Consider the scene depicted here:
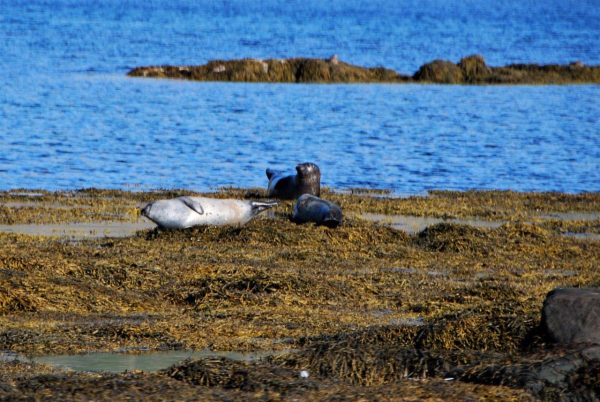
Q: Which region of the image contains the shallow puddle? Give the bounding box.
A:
[389,317,426,327]
[0,351,28,363]
[3,192,45,197]
[6,350,274,373]
[361,212,600,239]
[360,213,503,234]
[334,189,417,199]
[0,221,155,239]
[564,232,600,240]
[538,212,600,221]
[0,201,78,209]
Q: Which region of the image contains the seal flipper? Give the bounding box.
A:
[322,211,343,228]
[180,197,204,216]
[250,200,279,216]
[266,168,278,180]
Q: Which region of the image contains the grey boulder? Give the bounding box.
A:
[541,287,600,345]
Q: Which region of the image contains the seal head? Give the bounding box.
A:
[292,194,342,228]
[266,162,321,200]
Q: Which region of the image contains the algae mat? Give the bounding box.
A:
[0,189,599,400]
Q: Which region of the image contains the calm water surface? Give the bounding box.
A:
[1,0,599,193]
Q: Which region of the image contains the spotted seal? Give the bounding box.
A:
[140,196,278,229]
[292,194,342,228]
[266,162,320,199]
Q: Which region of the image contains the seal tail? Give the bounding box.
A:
[266,168,276,180]
[250,200,279,215]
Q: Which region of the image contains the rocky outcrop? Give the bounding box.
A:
[413,59,464,84]
[127,57,410,83]
[413,55,600,84]
[448,287,600,399]
[457,345,600,401]
[458,55,491,82]
[127,55,600,84]
[541,288,600,346]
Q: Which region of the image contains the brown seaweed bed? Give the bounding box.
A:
[1,188,599,400]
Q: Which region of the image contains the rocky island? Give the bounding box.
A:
[127,55,600,84]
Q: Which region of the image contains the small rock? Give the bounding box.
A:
[299,370,309,378]
[250,58,268,73]
[541,287,600,345]
[328,54,339,65]
[213,65,226,73]
[458,54,491,80]
[413,59,464,83]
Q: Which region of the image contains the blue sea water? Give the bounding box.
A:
[0,0,599,194]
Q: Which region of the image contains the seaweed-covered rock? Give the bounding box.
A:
[161,357,319,393]
[488,63,600,84]
[415,223,489,253]
[413,60,464,83]
[458,54,491,82]
[458,345,600,401]
[128,57,408,83]
[541,288,600,346]
[128,56,600,84]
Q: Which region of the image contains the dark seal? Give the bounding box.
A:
[292,194,342,228]
[266,162,320,200]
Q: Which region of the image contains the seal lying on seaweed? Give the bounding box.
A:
[292,194,342,228]
[266,162,320,199]
[141,196,277,229]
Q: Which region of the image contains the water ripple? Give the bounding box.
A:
[1,1,600,192]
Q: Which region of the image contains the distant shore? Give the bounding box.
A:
[127,54,600,84]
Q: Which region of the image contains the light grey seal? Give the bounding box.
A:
[140,196,278,229]
[292,194,342,228]
[266,162,320,200]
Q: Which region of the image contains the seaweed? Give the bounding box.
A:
[0,189,598,399]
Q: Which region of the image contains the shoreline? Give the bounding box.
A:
[1,188,599,400]
[127,54,600,84]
